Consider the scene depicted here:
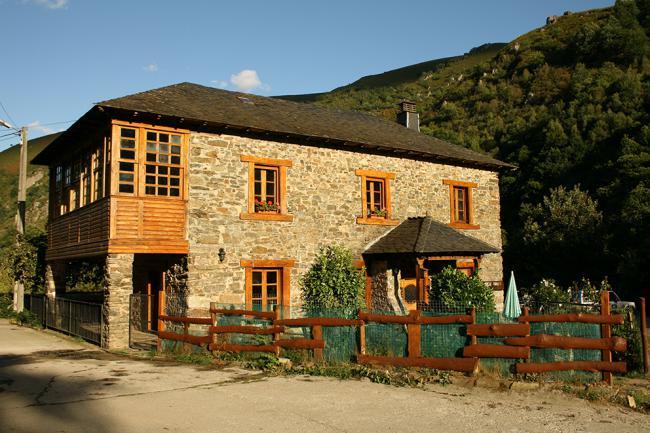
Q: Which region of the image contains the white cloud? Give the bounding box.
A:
[24,0,68,9]
[142,63,158,73]
[210,80,228,89]
[229,69,270,93]
[27,121,55,135]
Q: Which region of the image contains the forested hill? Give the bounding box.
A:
[282,2,650,297]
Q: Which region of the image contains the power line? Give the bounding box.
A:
[0,131,19,139]
[0,100,18,130]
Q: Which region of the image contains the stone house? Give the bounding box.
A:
[32,83,512,349]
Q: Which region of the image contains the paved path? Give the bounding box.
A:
[0,319,648,433]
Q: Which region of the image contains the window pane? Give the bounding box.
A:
[159,154,169,163]
[171,135,181,145]
[252,272,262,285]
[146,142,156,151]
[146,153,156,162]
[119,162,134,172]
[171,156,181,165]
[119,184,134,193]
[145,186,156,195]
[121,128,136,138]
[146,131,156,141]
[146,165,156,173]
[252,286,262,299]
[158,176,168,185]
[158,187,168,195]
[121,150,135,160]
[171,145,181,154]
[254,168,262,181]
[119,173,134,182]
[146,175,156,184]
[170,188,180,197]
[267,285,277,299]
[159,133,169,143]
[170,167,180,176]
[121,139,135,149]
[254,182,261,196]
[158,166,168,175]
[159,143,169,153]
[267,271,277,284]
[170,177,180,186]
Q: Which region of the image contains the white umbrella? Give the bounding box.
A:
[503,271,521,320]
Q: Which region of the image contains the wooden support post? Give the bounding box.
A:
[209,302,218,348]
[183,321,190,352]
[521,307,530,364]
[639,297,649,374]
[358,311,366,356]
[600,290,613,385]
[407,310,421,358]
[469,306,479,375]
[312,325,323,362]
[272,307,281,344]
[157,289,166,334]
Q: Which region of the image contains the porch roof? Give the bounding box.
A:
[364,216,500,256]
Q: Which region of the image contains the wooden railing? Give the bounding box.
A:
[158,293,631,384]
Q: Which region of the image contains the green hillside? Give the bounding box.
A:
[0,133,59,246]
[280,2,650,297]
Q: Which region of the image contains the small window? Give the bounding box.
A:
[240,155,293,221]
[250,269,280,309]
[242,259,294,310]
[355,169,398,225]
[143,130,183,197]
[118,127,138,194]
[443,179,479,229]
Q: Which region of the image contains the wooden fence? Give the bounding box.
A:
[158,292,632,384]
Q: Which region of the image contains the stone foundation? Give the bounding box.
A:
[44,261,66,298]
[102,253,133,350]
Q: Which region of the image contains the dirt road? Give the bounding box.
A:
[0,319,647,433]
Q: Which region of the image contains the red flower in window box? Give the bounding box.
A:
[368,208,388,218]
[255,199,279,213]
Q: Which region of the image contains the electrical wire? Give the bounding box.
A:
[0,131,19,139]
[0,100,18,130]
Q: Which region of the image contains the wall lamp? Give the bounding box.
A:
[218,248,226,263]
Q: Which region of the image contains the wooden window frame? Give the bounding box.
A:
[240,155,293,222]
[355,169,398,226]
[241,259,295,308]
[443,179,480,230]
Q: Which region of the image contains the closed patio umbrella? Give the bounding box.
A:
[503,271,521,320]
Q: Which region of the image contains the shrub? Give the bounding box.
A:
[521,278,569,306]
[428,266,495,311]
[65,260,104,292]
[300,245,365,311]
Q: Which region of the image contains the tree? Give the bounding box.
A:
[429,266,496,311]
[300,245,365,311]
[521,186,604,286]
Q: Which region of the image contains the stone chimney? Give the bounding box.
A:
[397,100,419,132]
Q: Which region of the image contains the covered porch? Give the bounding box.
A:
[363,216,501,312]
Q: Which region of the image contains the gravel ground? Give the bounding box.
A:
[0,319,648,433]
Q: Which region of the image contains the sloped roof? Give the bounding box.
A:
[364,216,500,255]
[94,82,511,170]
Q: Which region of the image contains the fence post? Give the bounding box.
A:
[600,290,613,385]
[68,299,72,334]
[358,309,366,356]
[521,306,530,364]
[639,297,649,374]
[312,325,324,362]
[407,310,421,358]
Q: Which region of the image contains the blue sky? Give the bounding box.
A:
[0,0,613,149]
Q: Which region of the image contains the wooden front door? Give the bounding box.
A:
[400,278,419,311]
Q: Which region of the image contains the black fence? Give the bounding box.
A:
[25,294,103,345]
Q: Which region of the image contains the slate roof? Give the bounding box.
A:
[92,82,511,170]
[364,216,500,255]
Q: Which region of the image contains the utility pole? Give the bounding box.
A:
[13,126,27,312]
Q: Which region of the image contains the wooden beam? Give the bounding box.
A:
[463,344,530,359]
[274,338,325,349]
[505,335,627,352]
[518,313,624,325]
[467,323,530,337]
[275,317,363,327]
[210,325,285,335]
[515,361,626,374]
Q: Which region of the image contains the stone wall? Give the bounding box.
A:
[186,133,504,310]
[102,253,133,349]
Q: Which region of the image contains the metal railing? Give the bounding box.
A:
[25,294,103,345]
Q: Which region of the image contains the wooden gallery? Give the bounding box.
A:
[32,83,512,349]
